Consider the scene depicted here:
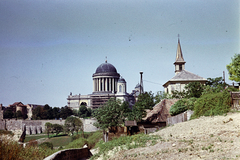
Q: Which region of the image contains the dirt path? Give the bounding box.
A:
[108,112,240,160]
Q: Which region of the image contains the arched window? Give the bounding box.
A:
[119,85,122,92]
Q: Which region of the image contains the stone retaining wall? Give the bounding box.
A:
[0,118,98,135]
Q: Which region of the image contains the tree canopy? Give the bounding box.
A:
[64,116,83,135]
[93,98,122,130]
[227,54,240,82]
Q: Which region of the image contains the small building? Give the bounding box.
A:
[163,38,207,94]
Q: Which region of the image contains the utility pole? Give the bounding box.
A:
[140,72,144,94]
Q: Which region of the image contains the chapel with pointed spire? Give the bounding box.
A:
[163,37,207,94]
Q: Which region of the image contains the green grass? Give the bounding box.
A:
[90,133,161,160]
[45,136,72,147]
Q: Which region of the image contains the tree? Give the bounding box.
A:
[93,98,122,130]
[154,91,172,104]
[172,82,204,99]
[32,106,43,120]
[16,110,23,119]
[78,105,92,118]
[64,116,83,136]
[52,124,63,136]
[3,108,13,119]
[45,122,53,138]
[227,54,240,83]
[52,107,60,119]
[59,106,73,119]
[132,91,155,121]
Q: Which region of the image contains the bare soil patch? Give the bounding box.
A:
[108,112,240,160]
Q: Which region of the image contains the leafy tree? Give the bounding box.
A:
[3,108,13,119]
[52,107,60,119]
[154,91,172,104]
[172,82,204,99]
[131,91,155,121]
[52,124,63,136]
[226,54,240,83]
[126,106,143,121]
[78,105,92,118]
[184,82,204,98]
[59,106,73,119]
[32,106,43,120]
[45,122,53,138]
[64,116,83,135]
[93,98,122,130]
[16,110,23,119]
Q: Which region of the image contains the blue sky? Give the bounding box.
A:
[0,0,239,107]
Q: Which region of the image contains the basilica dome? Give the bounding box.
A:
[95,61,117,74]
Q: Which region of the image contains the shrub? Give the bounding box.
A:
[39,142,53,150]
[170,97,197,116]
[191,90,231,119]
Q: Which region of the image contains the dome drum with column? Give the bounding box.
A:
[92,61,120,93]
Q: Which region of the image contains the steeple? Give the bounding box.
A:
[174,37,186,74]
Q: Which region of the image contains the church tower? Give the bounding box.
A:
[174,38,186,75]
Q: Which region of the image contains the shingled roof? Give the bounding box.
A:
[163,70,207,87]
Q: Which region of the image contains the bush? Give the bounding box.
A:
[191,90,231,119]
[170,97,197,116]
[0,130,14,136]
[39,142,53,150]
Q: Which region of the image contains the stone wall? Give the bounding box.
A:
[166,110,194,126]
[0,118,98,135]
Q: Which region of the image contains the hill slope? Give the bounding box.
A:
[109,112,240,160]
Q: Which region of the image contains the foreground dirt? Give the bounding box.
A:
[108,112,240,160]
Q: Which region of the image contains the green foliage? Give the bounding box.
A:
[39,142,53,150]
[154,91,172,104]
[170,97,197,116]
[65,137,87,149]
[16,110,23,119]
[126,105,143,121]
[135,91,155,110]
[91,133,161,159]
[78,105,92,118]
[86,130,103,149]
[1,138,54,160]
[64,116,83,135]
[172,82,204,99]
[191,90,231,119]
[3,108,14,119]
[93,98,122,130]
[226,54,240,82]
[45,122,53,138]
[52,124,63,136]
[32,105,73,120]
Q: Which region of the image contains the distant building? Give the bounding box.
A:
[163,38,207,94]
[67,60,139,110]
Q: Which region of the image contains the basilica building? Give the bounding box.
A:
[163,38,207,94]
[67,60,139,110]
